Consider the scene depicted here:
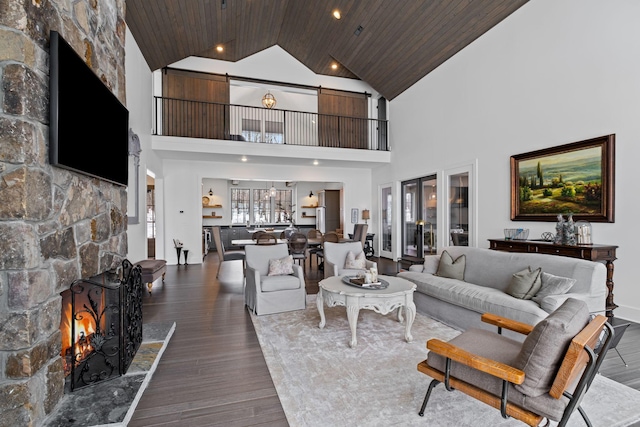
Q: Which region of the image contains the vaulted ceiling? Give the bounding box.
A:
[126,0,528,100]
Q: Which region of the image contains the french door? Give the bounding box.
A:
[401,175,437,259]
[379,184,392,259]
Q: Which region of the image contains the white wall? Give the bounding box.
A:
[125,28,164,262]
[378,0,640,321]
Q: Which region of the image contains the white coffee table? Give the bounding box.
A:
[317,275,417,348]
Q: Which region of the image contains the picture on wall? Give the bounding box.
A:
[510,134,615,222]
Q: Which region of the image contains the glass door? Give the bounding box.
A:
[444,161,475,247]
[379,184,392,258]
[402,174,437,259]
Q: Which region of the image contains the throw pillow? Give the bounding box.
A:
[506,267,542,299]
[422,255,441,274]
[344,251,367,269]
[267,255,294,276]
[514,298,590,397]
[532,272,577,304]
[435,250,466,280]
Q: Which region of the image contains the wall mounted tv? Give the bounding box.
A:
[49,30,129,186]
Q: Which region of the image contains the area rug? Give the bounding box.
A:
[251,295,640,427]
[43,322,176,427]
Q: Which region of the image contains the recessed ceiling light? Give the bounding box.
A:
[241,156,247,162]
[331,63,338,70]
[216,45,224,53]
[332,10,341,20]
[313,160,319,166]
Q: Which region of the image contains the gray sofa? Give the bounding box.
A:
[397,246,606,340]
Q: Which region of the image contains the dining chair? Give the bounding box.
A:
[315,232,340,275]
[287,232,308,274]
[252,230,266,241]
[307,229,323,270]
[256,233,278,245]
[211,226,245,277]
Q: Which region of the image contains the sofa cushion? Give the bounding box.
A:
[514,298,590,397]
[268,255,294,276]
[344,250,366,269]
[422,255,440,274]
[506,267,542,300]
[261,274,301,292]
[436,250,466,280]
[532,272,576,304]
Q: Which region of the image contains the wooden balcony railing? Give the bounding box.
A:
[153,97,389,151]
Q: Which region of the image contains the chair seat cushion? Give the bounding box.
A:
[223,250,245,261]
[261,275,301,292]
[427,328,569,421]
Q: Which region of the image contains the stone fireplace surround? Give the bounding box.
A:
[0,1,128,425]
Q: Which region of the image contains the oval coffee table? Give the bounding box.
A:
[317,275,417,348]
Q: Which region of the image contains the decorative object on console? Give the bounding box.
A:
[510,134,615,222]
[362,209,370,224]
[563,213,576,245]
[576,220,592,244]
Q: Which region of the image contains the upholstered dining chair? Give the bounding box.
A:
[417,298,614,427]
[322,241,377,279]
[211,226,245,278]
[244,243,306,315]
[352,223,368,247]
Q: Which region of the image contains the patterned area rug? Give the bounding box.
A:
[251,295,640,427]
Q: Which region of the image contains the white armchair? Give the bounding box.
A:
[244,243,306,315]
[323,241,377,279]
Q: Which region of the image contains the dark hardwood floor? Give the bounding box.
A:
[129,254,639,426]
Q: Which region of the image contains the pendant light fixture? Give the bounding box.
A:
[262,91,276,109]
[270,182,277,197]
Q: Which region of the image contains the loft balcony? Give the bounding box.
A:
[151,97,391,167]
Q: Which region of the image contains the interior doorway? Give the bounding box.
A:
[146,172,156,259]
[379,184,392,259]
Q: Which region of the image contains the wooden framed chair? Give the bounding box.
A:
[287,232,308,274]
[256,233,277,245]
[417,298,614,427]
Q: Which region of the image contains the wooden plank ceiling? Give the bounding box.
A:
[126,0,528,100]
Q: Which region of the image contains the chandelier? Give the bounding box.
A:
[262,91,276,109]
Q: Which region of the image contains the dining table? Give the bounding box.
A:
[231,238,288,246]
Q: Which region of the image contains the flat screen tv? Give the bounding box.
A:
[49,30,129,186]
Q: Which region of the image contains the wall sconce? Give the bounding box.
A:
[262,91,276,109]
[208,188,213,196]
[309,190,314,198]
[362,209,370,224]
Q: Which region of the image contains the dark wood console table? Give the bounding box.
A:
[488,239,618,318]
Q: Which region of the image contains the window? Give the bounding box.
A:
[232,188,293,224]
[231,188,250,224]
[241,118,284,144]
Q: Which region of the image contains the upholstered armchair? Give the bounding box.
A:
[244,243,306,315]
[323,241,377,279]
[417,298,614,427]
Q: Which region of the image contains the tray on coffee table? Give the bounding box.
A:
[341,276,389,290]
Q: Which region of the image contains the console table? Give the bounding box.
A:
[488,239,618,318]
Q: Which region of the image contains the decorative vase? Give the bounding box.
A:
[554,214,564,244]
[564,214,576,246]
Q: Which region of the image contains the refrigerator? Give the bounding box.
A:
[316,207,326,233]
[316,190,340,233]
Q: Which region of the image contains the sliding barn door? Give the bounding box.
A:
[318,88,367,149]
[162,69,229,139]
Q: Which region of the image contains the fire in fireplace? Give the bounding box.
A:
[60,260,143,391]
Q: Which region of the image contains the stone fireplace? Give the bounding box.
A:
[0,1,128,425]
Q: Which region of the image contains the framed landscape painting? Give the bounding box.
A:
[511,134,615,222]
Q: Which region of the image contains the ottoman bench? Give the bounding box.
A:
[135,259,166,294]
